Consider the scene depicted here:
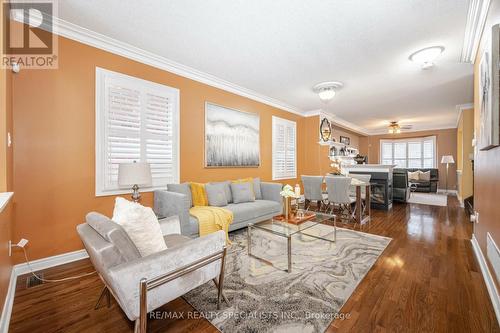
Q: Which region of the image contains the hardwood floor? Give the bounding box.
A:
[9,197,499,332]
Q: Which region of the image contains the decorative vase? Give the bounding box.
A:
[284,197,291,221]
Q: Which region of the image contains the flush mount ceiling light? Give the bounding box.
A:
[409,46,445,69]
[313,81,344,102]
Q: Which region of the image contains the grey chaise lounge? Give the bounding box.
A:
[77,212,227,333]
[154,180,283,238]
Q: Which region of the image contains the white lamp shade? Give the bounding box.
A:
[440,155,455,164]
[118,162,152,186]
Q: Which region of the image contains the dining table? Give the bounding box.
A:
[350,178,371,227]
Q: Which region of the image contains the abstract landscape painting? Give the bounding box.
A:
[205,103,260,167]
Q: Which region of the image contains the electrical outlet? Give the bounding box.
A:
[17,238,28,248]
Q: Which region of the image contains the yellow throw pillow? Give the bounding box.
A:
[190,182,208,206]
[232,178,254,194]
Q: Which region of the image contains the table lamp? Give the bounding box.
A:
[440,155,455,195]
[118,162,152,202]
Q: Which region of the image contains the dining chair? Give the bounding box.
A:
[301,175,326,211]
[325,176,355,220]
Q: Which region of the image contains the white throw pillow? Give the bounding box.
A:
[419,171,431,181]
[112,197,167,257]
[408,171,421,181]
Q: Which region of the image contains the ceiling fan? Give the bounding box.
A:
[388,121,412,134]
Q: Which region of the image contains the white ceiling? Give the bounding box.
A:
[57,0,474,134]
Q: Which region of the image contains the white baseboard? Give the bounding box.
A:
[471,234,500,325]
[437,189,458,196]
[0,268,17,333]
[14,249,88,276]
[0,249,89,333]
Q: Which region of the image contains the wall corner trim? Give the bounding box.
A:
[456,103,474,127]
[0,268,16,333]
[471,234,500,325]
[0,249,89,332]
[0,192,13,213]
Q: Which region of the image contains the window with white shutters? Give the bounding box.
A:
[272,116,296,180]
[379,136,436,168]
[95,68,179,196]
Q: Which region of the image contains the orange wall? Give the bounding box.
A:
[0,3,14,316]
[457,108,474,200]
[360,128,458,190]
[473,1,500,289]
[11,35,305,262]
[302,116,364,176]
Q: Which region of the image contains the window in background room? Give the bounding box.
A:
[272,116,296,180]
[380,136,436,168]
[95,67,180,196]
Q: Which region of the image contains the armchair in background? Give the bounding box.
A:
[393,168,411,202]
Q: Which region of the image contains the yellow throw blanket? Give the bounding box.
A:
[189,206,233,244]
[190,182,208,206]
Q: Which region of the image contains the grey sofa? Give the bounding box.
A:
[154,180,283,238]
[77,213,227,333]
[406,168,439,193]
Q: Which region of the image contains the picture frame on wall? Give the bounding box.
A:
[205,102,260,167]
[340,136,350,145]
[479,24,500,151]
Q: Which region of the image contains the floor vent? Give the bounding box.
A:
[26,274,44,288]
[487,232,500,283]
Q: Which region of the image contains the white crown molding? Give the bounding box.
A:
[307,110,371,135]
[461,0,492,63]
[17,15,305,116]
[456,102,474,127]
[0,249,89,333]
[306,109,460,136]
[329,115,371,136]
[16,14,466,137]
[304,109,322,117]
[367,124,458,136]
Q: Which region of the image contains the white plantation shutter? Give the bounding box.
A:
[272,116,296,180]
[379,136,436,168]
[96,68,179,196]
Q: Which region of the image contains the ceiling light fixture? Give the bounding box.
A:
[409,46,445,69]
[388,121,401,134]
[313,81,344,102]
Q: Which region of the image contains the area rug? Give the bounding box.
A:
[184,225,391,333]
[407,192,448,206]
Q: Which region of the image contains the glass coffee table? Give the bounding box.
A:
[247,211,337,273]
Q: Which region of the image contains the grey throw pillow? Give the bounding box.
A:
[231,182,255,204]
[167,183,192,207]
[206,183,228,207]
[253,178,262,200]
[210,181,233,203]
